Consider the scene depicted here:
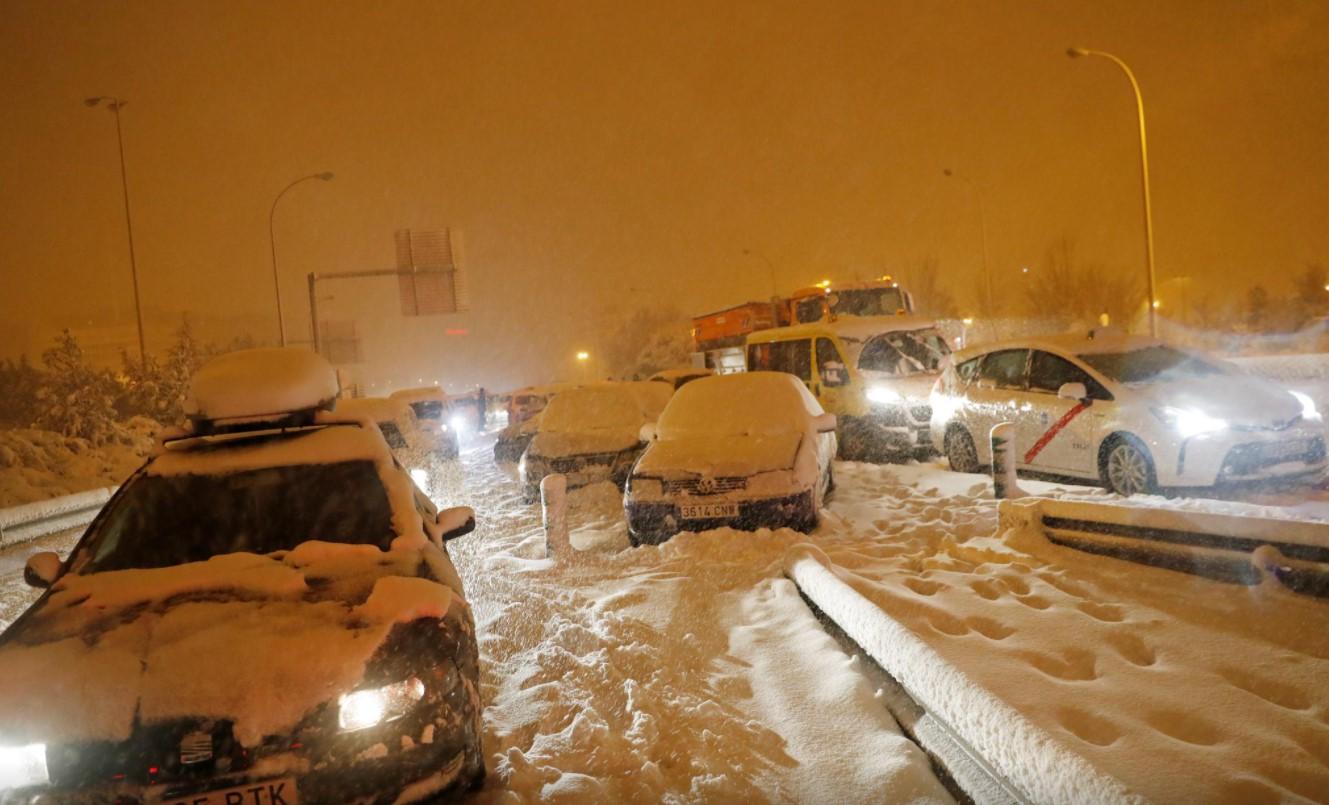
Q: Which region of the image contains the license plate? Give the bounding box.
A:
[161,778,298,805]
[680,502,739,520]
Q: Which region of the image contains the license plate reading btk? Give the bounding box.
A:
[680,502,739,520]
[163,779,297,805]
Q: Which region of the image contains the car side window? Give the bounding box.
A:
[1028,351,1111,399]
[752,339,812,381]
[816,338,849,387]
[956,357,982,385]
[976,349,1029,390]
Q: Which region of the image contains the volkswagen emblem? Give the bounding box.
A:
[695,477,716,495]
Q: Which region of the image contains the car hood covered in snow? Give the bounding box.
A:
[0,541,467,748]
[635,432,801,478]
[1134,374,1303,428]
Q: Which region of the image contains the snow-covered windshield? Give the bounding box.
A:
[657,373,815,438]
[831,288,906,317]
[1078,346,1227,384]
[857,328,950,375]
[540,387,644,432]
[72,460,395,573]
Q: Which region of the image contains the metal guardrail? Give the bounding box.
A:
[1000,497,1329,596]
[0,487,114,549]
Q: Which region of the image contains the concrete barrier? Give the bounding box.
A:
[0,487,114,549]
[540,473,570,557]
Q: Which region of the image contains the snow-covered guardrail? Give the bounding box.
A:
[0,487,114,549]
[999,497,1329,597]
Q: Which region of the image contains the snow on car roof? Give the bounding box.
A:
[388,386,445,404]
[185,348,339,422]
[951,330,1163,363]
[540,382,669,433]
[746,315,938,345]
[335,396,412,424]
[649,367,713,381]
[657,372,823,438]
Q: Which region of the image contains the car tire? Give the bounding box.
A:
[944,426,981,474]
[1101,435,1158,496]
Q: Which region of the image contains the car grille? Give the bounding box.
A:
[548,452,619,473]
[1220,436,1327,477]
[663,477,748,496]
[909,404,932,422]
[1231,414,1301,432]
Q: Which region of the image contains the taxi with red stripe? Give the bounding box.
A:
[929,329,1328,495]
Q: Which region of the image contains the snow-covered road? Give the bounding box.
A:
[3,442,1327,802]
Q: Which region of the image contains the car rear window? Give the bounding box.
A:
[74,460,396,573]
[409,400,445,420]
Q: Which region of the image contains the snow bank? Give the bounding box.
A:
[0,422,155,508]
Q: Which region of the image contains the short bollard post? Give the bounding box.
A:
[540,473,570,556]
[990,422,1026,499]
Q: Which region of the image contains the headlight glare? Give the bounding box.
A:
[867,385,902,405]
[338,677,426,732]
[0,743,48,791]
[449,415,468,434]
[1153,406,1227,438]
[1290,391,1321,422]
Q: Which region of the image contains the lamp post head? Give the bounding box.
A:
[316,172,334,181]
[83,97,104,107]
[1067,46,1090,59]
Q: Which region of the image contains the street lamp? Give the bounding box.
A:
[942,168,994,320]
[270,172,334,346]
[84,96,146,365]
[1067,46,1158,337]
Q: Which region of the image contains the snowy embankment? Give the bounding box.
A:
[0,420,156,507]
[803,461,1329,803]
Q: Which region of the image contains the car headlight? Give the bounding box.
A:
[409,468,430,487]
[338,677,426,732]
[1290,390,1322,423]
[1153,406,1227,438]
[449,415,468,434]
[0,743,48,791]
[867,384,902,405]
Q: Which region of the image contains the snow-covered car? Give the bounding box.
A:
[0,349,484,803]
[930,330,1328,495]
[647,367,714,390]
[505,383,576,426]
[336,396,456,464]
[493,411,542,464]
[389,386,461,456]
[624,372,837,545]
[518,382,673,501]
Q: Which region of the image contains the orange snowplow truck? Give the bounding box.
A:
[692,277,914,372]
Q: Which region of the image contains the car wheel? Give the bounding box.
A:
[944,426,981,474]
[1102,437,1158,496]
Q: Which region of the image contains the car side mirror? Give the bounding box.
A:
[1057,382,1089,402]
[814,413,838,433]
[639,422,658,443]
[24,552,62,589]
[436,506,476,542]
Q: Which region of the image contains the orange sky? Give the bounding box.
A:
[2,0,1326,388]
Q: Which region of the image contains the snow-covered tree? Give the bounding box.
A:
[1022,238,1141,331]
[34,331,120,445]
[0,356,43,427]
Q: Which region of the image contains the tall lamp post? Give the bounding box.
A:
[1067,46,1158,337]
[269,172,334,346]
[942,168,994,321]
[84,96,146,365]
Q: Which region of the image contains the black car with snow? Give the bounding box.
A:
[624,372,837,545]
[0,349,484,804]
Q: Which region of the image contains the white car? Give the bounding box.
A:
[624,372,837,545]
[336,396,451,467]
[388,386,461,456]
[519,382,673,501]
[930,330,1328,495]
